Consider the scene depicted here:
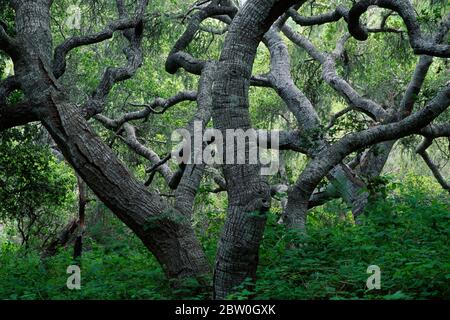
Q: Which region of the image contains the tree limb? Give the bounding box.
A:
[165,3,237,74]
[0,23,20,58]
[0,101,40,131]
[347,0,450,58]
[283,25,387,121]
[52,18,141,79]
[416,138,450,193]
[288,5,348,26]
[95,91,198,129]
[80,0,149,118]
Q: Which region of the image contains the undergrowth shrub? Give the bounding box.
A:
[0,175,448,300]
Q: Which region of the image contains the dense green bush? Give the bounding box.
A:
[253,175,450,300]
[0,175,448,300]
[0,126,76,249]
[0,241,172,300]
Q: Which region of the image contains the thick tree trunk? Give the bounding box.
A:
[11,0,210,291]
[211,0,296,299]
[41,92,211,285]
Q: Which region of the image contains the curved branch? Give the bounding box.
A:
[95,91,197,129]
[283,25,387,121]
[165,4,237,74]
[94,90,199,187]
[81,0,149,119]
[288,6,348,26]
[264,26,321,133]
[347,0,450,58]
[95,115,174,185]
[166,52,206,75]
[287,84,450,230]
[52,18,140,79]
[123,123,174,184]
[0,23,20,59]
[416,138,450,193]
[399,17,450,116]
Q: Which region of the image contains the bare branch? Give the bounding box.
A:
[399,56,434,116]
[421,123,450,139]
[250,74,271,87]
[416,138,450,193]
[80,0,149,118]
[123,123,174,184]
[52,18,140,79]
[264,26,321,133]
[166,52,206,75]
[94,90,200,187]
[165,4,237,74]
[95,113,174,185]
[0,101,40,131]
[0,23,20,58]
[399,17,450,116]
[347,0,450,58]
[283,25,387,121]
[288,6,348,26]
[366,27,403,34]
[293,84,450,203]
[95,91,197,129]
[307,188,340,209]
[199,24,228,35]
[256,129,310,153]
[286,84,450,230]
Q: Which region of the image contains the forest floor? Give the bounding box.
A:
[0,175,449,300]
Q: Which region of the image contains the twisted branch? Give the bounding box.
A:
[347,0,450,58]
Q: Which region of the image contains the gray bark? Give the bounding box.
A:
[286,85,450,232]
[6,0,211,290]
[211,0,296,299]
[174,62,216,218]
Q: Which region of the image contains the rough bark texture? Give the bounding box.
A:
[286,85,450,232]
[211,0,296,300]
[2,0,449,300]
[174,62,216,218]
[7,0,211,289]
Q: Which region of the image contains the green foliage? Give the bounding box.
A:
[1,175,448,300]
[253,175,450,300]
[0,242,171,300]
[0,125,76,248]
[1,0,449,301]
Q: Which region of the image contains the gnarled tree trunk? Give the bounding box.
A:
[211,0,296,299]
[10,0,211,289]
